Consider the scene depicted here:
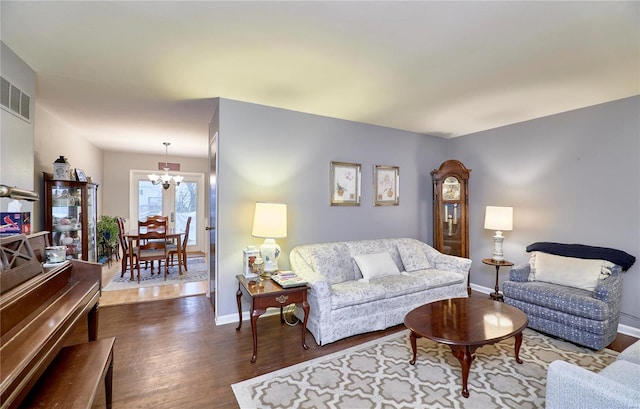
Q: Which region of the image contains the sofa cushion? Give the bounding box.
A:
[347,240,404,277]
[372,273,428,298]
[529,251,614,291]
[353,252,400,281]
[409,268,465,289]
[330,281,386,309]
[397,240,431,271]
[309,243,353,284]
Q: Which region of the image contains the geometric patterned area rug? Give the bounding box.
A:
[232,328,618,409]
[102,256,208,291]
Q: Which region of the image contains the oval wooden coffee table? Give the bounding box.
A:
[404,297,528,398]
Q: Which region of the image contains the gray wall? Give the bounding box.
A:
[1,42,35,216]
[101,150,208,220]
[449,96,640,328]
[216,98,447,319]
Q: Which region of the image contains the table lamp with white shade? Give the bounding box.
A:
[251,202,287,273]
[484,206,513,262]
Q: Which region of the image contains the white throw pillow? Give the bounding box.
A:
[397,241,431,272]
[353,252,400,282]
[529,251,614,291]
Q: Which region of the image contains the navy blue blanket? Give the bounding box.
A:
[526,242,636,271]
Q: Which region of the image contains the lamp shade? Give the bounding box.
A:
[484,206,513,231]
[251,203,287,238]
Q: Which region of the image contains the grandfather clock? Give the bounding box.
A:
[431,160,471,258]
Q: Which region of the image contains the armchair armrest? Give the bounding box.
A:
[594,267,622,303]
[509,264,530,282]
[546,360,640,409]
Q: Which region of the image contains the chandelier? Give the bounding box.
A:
[147,142,184,190]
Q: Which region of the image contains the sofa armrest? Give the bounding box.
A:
[289,249,331,300]
[546,360,640,409]
[594,268,622,304]
[509,264,530,282]
[431,253,472,276]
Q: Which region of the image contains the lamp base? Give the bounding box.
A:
[491,231,505,262]
[259,238,281,272]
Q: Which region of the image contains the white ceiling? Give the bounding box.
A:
[2,1,638,158]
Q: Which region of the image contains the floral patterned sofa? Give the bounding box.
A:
[289,238,471,345]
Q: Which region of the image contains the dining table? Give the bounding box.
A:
[124,229,186,281]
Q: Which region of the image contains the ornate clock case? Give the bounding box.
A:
[431,160,471,258]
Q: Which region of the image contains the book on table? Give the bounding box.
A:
[271,271,308,288]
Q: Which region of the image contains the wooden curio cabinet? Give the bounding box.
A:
[43,172,98,262]
[431,160,471,258]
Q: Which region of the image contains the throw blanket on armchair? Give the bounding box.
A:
[526,242,636,271]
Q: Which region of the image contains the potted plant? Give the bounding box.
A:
[97,215,119,263]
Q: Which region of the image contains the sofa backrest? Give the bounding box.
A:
[290,238,429,284]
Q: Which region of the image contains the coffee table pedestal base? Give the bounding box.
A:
[409,331,524,398]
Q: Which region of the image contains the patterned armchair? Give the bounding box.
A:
[503,242,634,350]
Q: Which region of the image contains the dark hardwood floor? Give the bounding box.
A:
[67,293,637,409]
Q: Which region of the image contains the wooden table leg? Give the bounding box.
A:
[514,332,524,364]
[450,345,478,398]
[177,236,183,275]
[300,301,309,350]
[235,286,243,331]
[128,237,135,281]
[409,331,419,365]
[250,307,266,363]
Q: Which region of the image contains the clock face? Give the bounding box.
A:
[54,165,67,179]
[443,176,460,200]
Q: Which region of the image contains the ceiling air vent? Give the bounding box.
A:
[0,76,31,123]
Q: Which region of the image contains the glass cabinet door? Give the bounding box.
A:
[44,173,98,262]
[50,185,84,259]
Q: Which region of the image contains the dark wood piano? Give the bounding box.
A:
[0,232,102,409]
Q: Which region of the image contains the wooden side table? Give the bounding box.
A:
[482,258,514,301]
[235,275,310,363]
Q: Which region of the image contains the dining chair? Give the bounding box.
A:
[136,218,169,283]
[146,215,168,223]
[116,216,138,277]
[147,215,176,245]
[168,216,191,271]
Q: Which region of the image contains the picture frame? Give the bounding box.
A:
[75,168,87,182]
[330,161,361,206]
[374,165,399,206]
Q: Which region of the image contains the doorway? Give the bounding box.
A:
[128,171,205,254]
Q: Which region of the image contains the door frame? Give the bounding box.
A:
[128,170,206,253]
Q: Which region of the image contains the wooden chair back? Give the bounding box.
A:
[169,216,191,271]
[116,216,137,277]
[136,219,169,283]
[146,215,168,223]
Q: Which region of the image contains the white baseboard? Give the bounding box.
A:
[215,309,279,326]
[470,283,640,338]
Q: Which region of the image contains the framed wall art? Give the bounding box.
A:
[374,165,399,206]
[330,161,361,206]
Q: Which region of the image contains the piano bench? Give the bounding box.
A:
[22,337,116,409]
